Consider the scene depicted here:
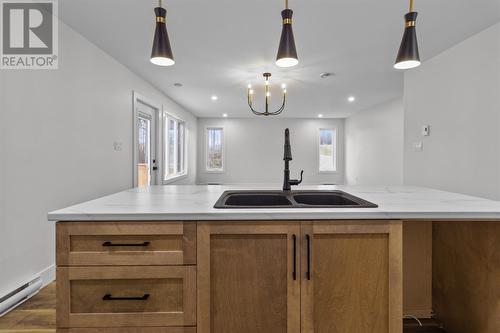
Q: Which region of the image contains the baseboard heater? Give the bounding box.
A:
[0,276,43,317]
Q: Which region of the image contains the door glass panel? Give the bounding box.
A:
[137,116,151,187]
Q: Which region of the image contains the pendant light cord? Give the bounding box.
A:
[409,0,414,12]
[159,0,162,8]
[285,0,289,9]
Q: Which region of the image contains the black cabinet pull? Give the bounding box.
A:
[102,293,150,301]
[292,234,297,280]
[306,234,311,280]
[102,241,150,247]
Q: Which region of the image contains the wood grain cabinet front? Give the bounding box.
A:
[197,222,301,333]
[56,222,196,266]
[300,221,403,333]
[56,266,196,328]
[196,221,403,333]
[57,328,196,333]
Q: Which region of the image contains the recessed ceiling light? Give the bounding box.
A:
[211,95,218,101]
[348,96,356,102]
[222,113,228,118]
[320,72,334,79]
[318,114,323,118]
[173,83,183,87]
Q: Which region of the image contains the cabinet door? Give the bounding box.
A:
[197,222,301,333]
[301,221,402,333]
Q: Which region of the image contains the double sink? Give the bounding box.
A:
[214,190,378,209]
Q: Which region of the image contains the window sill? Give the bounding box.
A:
[204,169,225,174]
[163,173,188,184]
[318,170,339,174]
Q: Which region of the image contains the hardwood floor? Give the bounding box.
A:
[0,282,55,333]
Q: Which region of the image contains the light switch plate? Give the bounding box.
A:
[422,125,430,136]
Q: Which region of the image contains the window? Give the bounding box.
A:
[318,129,337,172]
[164,115,186,180]
[206,127,224,172]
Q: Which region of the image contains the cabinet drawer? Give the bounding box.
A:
[57,266,196,328]
[57,222,196,266]
[57,328,196,333]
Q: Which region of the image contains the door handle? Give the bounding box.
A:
[306,234,311,280]
[292,234,297,280]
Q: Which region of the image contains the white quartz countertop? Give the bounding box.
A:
[47,185,500,221]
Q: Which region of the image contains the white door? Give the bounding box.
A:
[135,100,158,187]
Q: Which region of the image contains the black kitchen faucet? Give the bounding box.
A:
[283,128,304,191]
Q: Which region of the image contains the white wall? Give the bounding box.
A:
[196,118,345,185]
[345,99,404,185]
[404,23,500,200]
[0,20,197,295]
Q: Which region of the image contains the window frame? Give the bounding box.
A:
[205,126,225,173]
[163,112,188,183]
[317,128,338,173]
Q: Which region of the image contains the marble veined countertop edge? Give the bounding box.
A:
[47,185,500,222]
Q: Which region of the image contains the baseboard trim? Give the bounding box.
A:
[39,264,56,287]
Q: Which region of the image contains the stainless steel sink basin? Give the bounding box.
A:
[214,190,377,209]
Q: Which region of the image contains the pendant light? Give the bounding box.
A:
[151,0,174,66]
[276,0,298,68]
[394,0,420,70]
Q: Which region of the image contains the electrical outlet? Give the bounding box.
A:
[113,141,123,151]
[413,141,423,152]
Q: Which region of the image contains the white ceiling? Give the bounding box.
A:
[59,0,500,118]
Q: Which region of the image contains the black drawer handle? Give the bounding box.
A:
[306,234,311,280]
[102,293,150,301]
[102,241,150,247]
[292,234,297,280]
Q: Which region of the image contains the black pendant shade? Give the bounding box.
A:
[276,9,298,67]
[394,11,420,69]
[151,6,174,66]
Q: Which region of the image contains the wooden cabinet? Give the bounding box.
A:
[57,220,402,333]
[57,222,196,266]
[196,221,402,333]
[56,222,197,332]
[57,266,196,328]
[301,221,402,333]
[197,222,301,333]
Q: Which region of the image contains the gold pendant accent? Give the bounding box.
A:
[283,18,292,24]
[405,21,416,28]
[156,17,166,23]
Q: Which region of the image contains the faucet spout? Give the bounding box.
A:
[284,128,292,161]
[283,128,303,191]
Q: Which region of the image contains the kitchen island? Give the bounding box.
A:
[49,185,500,333]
